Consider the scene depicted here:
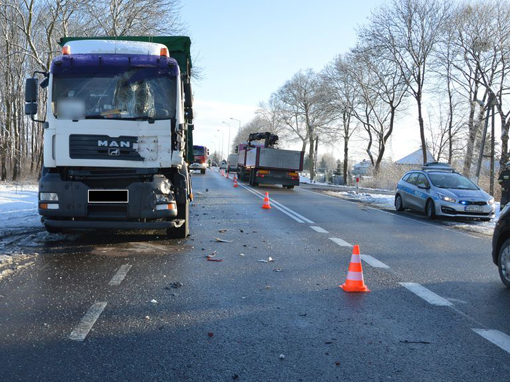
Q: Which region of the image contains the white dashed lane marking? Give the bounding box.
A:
[329,237,353,247]
[310,226,329,233]
[109,264,132,286]
[69,302,108,341]
[360,255,390,269]
[399,283,453,306]
[473,329,510,355]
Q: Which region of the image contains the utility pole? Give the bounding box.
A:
[490,102,496,195]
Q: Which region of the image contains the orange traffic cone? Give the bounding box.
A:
[233,175,239,188]
[340,245,370,292]
[225,171,229,179]
[262,192,271,209]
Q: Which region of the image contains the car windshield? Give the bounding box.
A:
[193,147,205,156]
[52,67,176,121]
[428,172,478,190]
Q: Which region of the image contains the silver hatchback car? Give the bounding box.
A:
[395,163,496,220]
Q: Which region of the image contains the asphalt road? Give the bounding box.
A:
[1,169,509,381]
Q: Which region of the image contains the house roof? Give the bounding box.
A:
[396,148,435,165]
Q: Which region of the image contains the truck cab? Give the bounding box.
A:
[25,37,194,238]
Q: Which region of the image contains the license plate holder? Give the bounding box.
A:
[465,205,483,212]
[88,190,128,204]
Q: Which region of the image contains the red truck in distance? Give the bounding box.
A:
[190,145,209,174]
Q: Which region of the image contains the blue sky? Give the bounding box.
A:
[181,0,400,159]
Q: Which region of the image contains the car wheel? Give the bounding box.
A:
[395,194,404,211]
[425,199,436,219]
[498,239,510,289]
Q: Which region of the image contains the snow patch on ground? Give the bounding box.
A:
[0,183,39,230]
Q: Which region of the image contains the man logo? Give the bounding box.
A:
[108,148,120,156]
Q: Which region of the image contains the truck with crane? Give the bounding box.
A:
[237,132,303,189]
[25,36,194,238]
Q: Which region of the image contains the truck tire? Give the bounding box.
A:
[284,185,294,189]
[201,169,205,174]
[167,200,189,239]
[249,170,258,187]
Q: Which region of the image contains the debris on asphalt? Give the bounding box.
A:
[214,238,233,243]
[258,257,275,263]
[206,250,218,258]
[239,229,244,233]
[273,268,282,272]
[208,332,214,337]
[232,374,239,380]
[218,229,227,233]
[279,354,285,360]
[268,257,274,262]
[335,362,340,366]
[145,316,150,320]
[207,252,223,262]
[205,188,209,192]
[151,299,158,304]
[257,259,268,263]
[239,253,245,257]
[167,282,183,289]
[400,340,431,344]
[299,313,307,317]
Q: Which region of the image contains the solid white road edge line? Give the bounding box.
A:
[399,283,453,306]
[109,264,132,286]
[472,329,510,355]
[239,184,305,223]
[310,226,329,233]
[360,255,390,269]
[329,237,353,247]
[69,302,108,341]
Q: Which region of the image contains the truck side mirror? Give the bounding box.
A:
[25,103,38,116]
[25,78,38,103]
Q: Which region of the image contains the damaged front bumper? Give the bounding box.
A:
[39,172,180,229]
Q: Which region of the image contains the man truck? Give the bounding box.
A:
[237,132,303,189]
[25,37,194,238]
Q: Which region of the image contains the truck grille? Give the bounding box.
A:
[69,135,143,161]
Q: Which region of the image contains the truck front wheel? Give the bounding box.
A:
[167,200,190,239]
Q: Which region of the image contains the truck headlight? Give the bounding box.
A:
[39,192,59,201]
[155,194,170,203]
[488,197,495,205]
[438,193,456,203]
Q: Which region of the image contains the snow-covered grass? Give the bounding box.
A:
[0,183,39,230]
[321,189,500,236]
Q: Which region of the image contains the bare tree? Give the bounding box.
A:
[274,69,336,180]
[322,54,359,184]
[363,0,451,164]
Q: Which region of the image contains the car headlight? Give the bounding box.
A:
[438,193,456,203]
[488,197,495,205]
[39,192,58,201]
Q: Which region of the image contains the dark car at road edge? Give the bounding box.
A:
[492,204,510,288]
